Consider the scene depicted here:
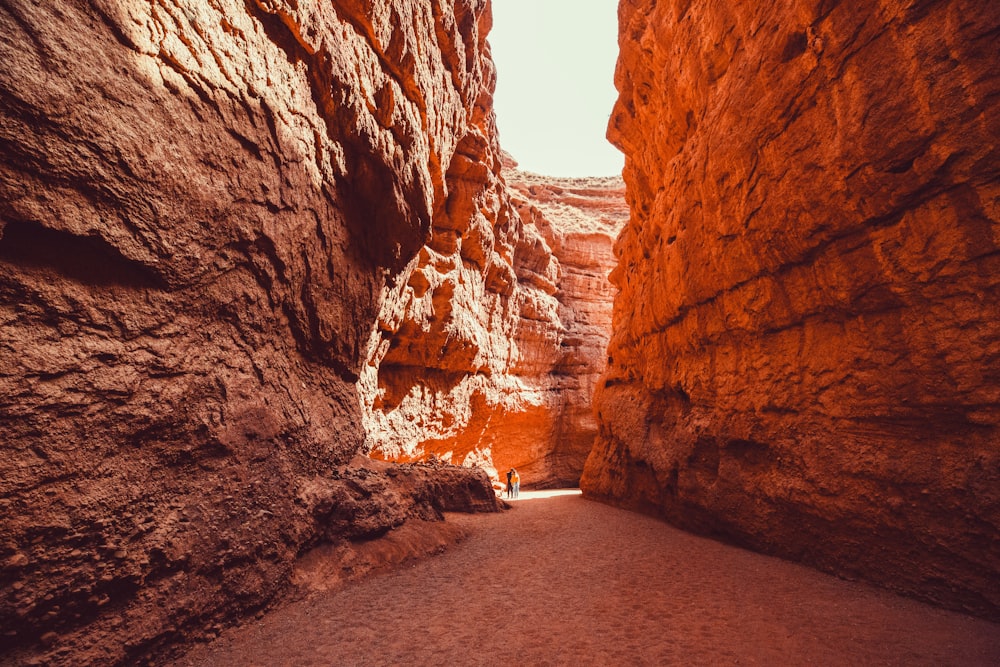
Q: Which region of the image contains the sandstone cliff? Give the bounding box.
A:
[506,168,628,483]
[362,161,626,488]
[0,1,501,664]
[583,0,1000,619]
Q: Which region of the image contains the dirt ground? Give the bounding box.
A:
[174,490,1000,666]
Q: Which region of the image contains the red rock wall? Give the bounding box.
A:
[506,170,628,484]
[0,0,500,663]
[583,0,1000,619]
[362,164,626,488]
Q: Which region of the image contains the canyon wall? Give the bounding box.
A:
[362,163,626,488]
[583,0,1000,618]
[0,0,501,664]
[505,169,628,484]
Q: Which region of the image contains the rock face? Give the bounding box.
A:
[583,0,1000,618]
[362,162,626,488]
[506,169,628,483]
[0,0,501,664]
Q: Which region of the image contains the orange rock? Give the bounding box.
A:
[506,168,628,484]
[362,164,626,488]
[583,0,1000,620]
[0,0,500,663]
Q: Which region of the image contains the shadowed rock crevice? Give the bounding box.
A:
[0,219,166,289]
[245,0,430,274]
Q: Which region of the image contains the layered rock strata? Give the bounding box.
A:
[0,0,501,664]
[362,164,626,488]
[506,169,628,483]
[583,0,1000,619]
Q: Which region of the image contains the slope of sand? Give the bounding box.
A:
[175,490,1000,666]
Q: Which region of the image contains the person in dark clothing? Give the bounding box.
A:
[506,468,514,498]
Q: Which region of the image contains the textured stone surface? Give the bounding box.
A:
[506,168,628,483]
[362,162,625,488]
[0,0,501,664]
[583,0,1000,619]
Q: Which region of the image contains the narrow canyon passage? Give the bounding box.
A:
[175,494,1000,666]
[2,2,998,663]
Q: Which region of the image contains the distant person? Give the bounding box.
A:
[506,468,514,499]
[511,468,520,499]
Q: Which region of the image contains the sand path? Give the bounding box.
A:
[175,490,1000,666]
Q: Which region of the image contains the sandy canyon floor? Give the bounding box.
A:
[174,490,999,666]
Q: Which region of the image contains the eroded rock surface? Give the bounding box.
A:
[0,0,501,664]
[362,163,626,488]
[506,169,628,484]
[582,0,1000,619]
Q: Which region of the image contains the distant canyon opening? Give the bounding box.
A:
[1,1,998,665]
[359,165,627,490]
[358,0,627,491]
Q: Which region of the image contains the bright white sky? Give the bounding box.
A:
[488,0,624,177]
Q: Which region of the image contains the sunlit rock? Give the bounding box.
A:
[583,0,1000,619]
[361,156,626,489]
